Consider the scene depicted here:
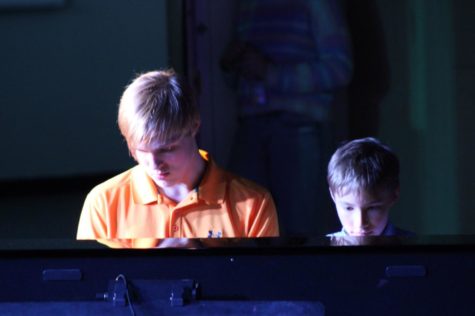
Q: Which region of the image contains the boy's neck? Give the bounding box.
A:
[160,184,193,203]
[159,154,207,203]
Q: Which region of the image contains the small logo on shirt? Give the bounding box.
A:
[208,230,222,238]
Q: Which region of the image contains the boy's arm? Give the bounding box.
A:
[248,191,280,237]
[76,192,109,240]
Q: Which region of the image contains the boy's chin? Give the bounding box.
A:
[347,226,385,236]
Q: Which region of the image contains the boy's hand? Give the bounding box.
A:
[236,44,269,81]
[221,41,269,81]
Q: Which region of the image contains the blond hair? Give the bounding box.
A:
[118,69,199,149]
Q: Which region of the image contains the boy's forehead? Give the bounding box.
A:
[335,186,394,201]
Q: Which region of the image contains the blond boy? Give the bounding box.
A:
[77,70,279,247]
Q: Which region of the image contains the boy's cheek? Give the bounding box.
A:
[336,209,352,226]
[372,212,390,234]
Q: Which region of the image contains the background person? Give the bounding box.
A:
[221,0,353,236]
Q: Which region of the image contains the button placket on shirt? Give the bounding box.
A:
[169,192,200,237]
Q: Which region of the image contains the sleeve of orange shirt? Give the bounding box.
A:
[248,190,280,237]
[76,190,109,239]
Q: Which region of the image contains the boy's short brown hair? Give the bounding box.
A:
[327,137,400,196]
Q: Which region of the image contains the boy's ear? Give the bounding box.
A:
[129,149,137,161]
[127,143,137,161]
[329,188,336,202]
[191,119,201,137]
[391,186,400,204]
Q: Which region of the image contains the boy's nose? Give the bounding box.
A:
[149,154,164,168]
[354,210,368,227]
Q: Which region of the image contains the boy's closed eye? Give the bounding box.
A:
[147,142,179,155]
[367,207,381,212]
[159,145,176,153]
[366,203,385,212]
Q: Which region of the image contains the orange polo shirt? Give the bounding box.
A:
[77,151,279,242]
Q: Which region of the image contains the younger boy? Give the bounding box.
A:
[326,137,413,237]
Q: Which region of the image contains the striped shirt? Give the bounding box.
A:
[235,0,353,120]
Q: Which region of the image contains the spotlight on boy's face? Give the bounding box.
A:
[132,131,199,188]
[331,188,399,236]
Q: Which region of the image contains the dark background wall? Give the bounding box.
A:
[377,0,474,234]
[0,0,172,238]
[453,0,475,234]
[0,0,171,179]
[0,0,473,240]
